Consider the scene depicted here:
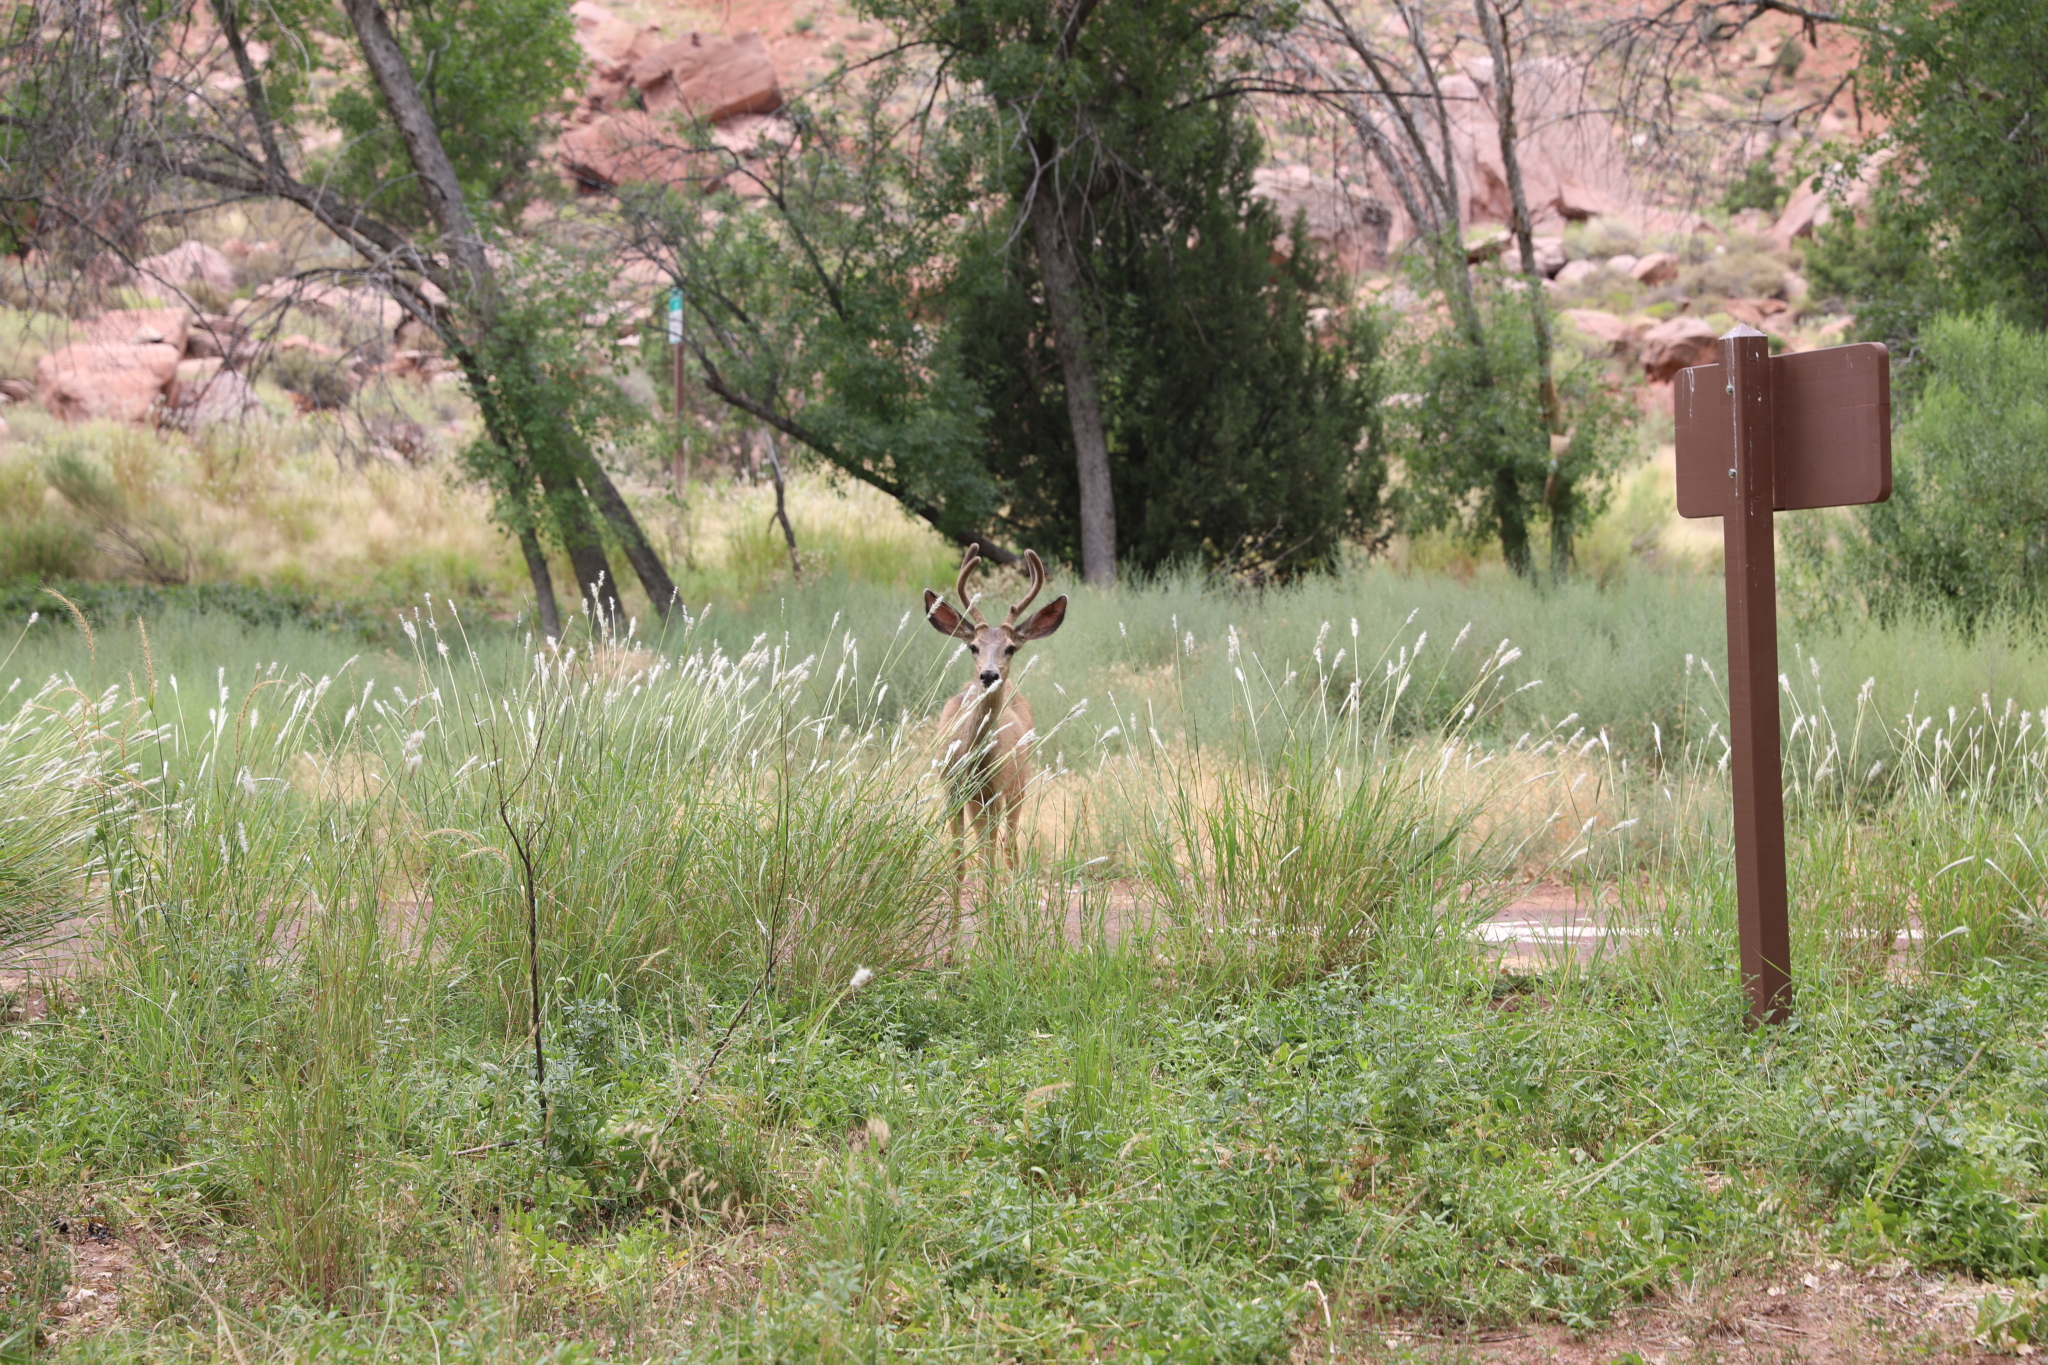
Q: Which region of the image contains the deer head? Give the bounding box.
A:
[924,547,1067,694]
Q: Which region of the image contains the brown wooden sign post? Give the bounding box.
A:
[1674,324,1891,1023]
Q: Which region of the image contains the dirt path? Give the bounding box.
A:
[1296,1261,2010,1363]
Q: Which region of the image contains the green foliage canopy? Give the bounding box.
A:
[1797,313,2048,629]
[1807,0,2048,349]
[859,0,1383,578]
[640,89,1006,548]
[1380,274,1631,575]
[318,0,581,226]
[953,117,1386,577]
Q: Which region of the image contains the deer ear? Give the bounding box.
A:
[1014,594,1067,642]
[924,590,974,640]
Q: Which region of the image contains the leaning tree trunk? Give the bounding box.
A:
[1027,183,1118,586]
[343,0,642,622]
[580,458,678,615]
[515,522,564,639]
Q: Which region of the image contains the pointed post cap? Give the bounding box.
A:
[1720,323,1768,340]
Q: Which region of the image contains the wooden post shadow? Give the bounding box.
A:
[1674,326,1891,1023]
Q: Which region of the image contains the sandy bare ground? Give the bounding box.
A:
[1294,1260,2013,1363]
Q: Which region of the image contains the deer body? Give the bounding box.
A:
[924,547,1067,948]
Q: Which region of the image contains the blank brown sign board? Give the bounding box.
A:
[1673,330,1890,1022]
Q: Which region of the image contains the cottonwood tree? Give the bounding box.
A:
[1804,0,2048,348]
[0,0,678,636]
[1266,0,1628,576]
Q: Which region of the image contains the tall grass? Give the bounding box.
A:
[6,560,2048,1357]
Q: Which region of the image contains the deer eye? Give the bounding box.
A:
[1006,645,1017,655]
[967,644,978,654]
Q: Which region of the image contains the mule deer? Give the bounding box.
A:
[924,545,1067,942]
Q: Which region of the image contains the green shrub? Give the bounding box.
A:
[1793,313,2048,630]
[1676,246,1785,300]
[268,348,354,410]
[41,450,188,584]
[1719,158,1788,216]
[0,460,91,582]
[0,578,382,639]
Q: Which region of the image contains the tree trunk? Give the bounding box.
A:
[546,476,625,625]
[1478,0,1569,578]
[1494,464,1532,578]
[580,457,678,617]
[342,0,651,622]
[516,523,563,641]
[339,0,497,310]
[1027,185,1117,586]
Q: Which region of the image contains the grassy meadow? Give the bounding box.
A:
[5,467,2048,1361]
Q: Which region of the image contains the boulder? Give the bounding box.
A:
[1532,236,1567,278]
[631,31,781,122]
[1604,253,1639,277]
[571,0,666,112]
[0,378,33,403]
[1560,308,1644,358]
[171,356,223,401]
[218,237,280,263]
[1553,259,1599,288]
[559,112,704,190]
[81,308,190,354]
[1768,151,1891,251]
[184,313,246,360]
[1250,166,1393,276]
[165,365,263,427]
[133,241,237,304]
[36,341,182,423]
[1770,176,1833,248]
[1631,252,1679,286]
[1640,316,1719,382]
[277,334,343,359]
[1722,297,1789,329]
[258,280,405,335]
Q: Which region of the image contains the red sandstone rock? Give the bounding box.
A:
[1640,316,1719,382]
[133,241,236,304]
[559,112,705,190]
[1250,166,1393,276]
[80,309,190,354]
[631,31,781,122]
[1631,252,1679,286]
[36,341,182,423]
[1560,308,1645,358]
[166,363,262,427]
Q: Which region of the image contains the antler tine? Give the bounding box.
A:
[1004,549,1046,626]
[954,544,986,626]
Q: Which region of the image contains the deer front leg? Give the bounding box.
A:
[1003,790,1027,870]
[976,796,1001,915]
[947,804,968,962]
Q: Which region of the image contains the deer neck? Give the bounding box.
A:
[962,678,1010,744]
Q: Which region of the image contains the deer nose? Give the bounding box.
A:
[979,669,1002,688]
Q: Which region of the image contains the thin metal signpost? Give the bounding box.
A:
[1674,324,1892,1024]
[669,287,688,489]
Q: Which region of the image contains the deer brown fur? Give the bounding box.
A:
[923,545,1068,944]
